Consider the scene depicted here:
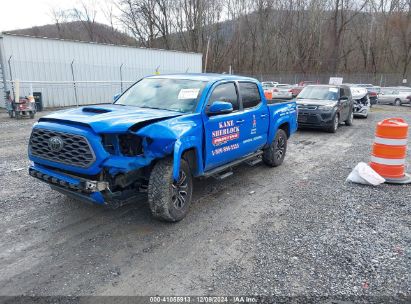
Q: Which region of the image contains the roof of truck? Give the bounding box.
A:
[147,73,258,82]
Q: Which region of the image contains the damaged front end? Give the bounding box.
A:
[29,121,180,208]
[28,109,201,208]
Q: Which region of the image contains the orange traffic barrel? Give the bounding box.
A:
[264,91,273,100]
[370,118,411,184]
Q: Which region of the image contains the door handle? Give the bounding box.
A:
[236,119,245,124]
[261,114,268,118]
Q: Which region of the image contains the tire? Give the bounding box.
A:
[263,129,287,167]
[394,99,401,106]
[327,113,339,133]
[345,109,354,126]
[15,112,21,120]
[8,110,14,118]
[29,112,35,119]
[148,158,193,222]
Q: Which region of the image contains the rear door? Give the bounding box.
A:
[344,86,353,117]
[238,82,269,154]
[203,82,248,171]
[339,87,349,119]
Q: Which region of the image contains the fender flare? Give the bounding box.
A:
[172,137,203,180]
[268,116,290,144]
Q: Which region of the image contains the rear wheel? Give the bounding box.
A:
[148,158,193,222]
[15,111,21,120]
[394,99,401,106]
[263,129,287,167]
[8,110,14,118]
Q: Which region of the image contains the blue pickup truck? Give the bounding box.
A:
[28,74,297,221]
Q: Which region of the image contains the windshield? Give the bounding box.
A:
[115,78,207,113]
[298,86,339,101]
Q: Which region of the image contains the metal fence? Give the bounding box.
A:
[236,72,408,87]
[3,80,136,108]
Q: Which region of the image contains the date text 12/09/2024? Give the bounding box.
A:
[149,296,258,303]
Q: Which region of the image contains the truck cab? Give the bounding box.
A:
[28,74,297,221]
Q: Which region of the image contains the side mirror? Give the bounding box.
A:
[113,93,121,102]
[207,101,233,116]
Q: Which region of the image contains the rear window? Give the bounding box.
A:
[239,82,261,109]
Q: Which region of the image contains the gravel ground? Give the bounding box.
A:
[0,105,410,301]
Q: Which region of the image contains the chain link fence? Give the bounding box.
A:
[3,80,136,109]
[235,72,408,87]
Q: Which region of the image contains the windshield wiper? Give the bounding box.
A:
[139,106,182,113]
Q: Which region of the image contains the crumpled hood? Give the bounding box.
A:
[39,104,182,133]
[296,98,337,107]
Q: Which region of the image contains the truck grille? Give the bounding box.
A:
[29,129,95,168]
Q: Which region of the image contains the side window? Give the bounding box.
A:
[208,83,239,111]
[239,82,261,109]
[339,88,344,98]
[343,88,351,98]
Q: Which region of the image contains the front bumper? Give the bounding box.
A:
[354,106,369,117]
[29,164,145,208]
[297,109,334,128]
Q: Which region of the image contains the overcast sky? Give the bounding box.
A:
[0,0,111,32]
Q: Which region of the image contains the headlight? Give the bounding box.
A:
[318,105,335,111]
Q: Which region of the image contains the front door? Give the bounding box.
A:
[203,82,249,171]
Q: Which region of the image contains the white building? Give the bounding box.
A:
[0,34,202,108]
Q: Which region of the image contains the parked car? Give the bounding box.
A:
[350,86,370,118]
[262,83,293,99]
[296,84,354,133]
[28,74,297,222]
[261,81,279,88]
[272,84,293,99]
[378,87,411,106]
[354,84,379,106]
[290,85,304,97]
[403,96,411,105]
[298,80,318,87]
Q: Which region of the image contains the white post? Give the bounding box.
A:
[14,79,19,102]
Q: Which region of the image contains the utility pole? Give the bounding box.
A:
[204,37,210,73]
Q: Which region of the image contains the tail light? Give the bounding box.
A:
[369,92,377,97]
[407,96,411,100]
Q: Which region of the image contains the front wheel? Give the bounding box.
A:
[148,158,193,222]
[263,129,287,167]
[394,99,401,106]
[327,113,339,133]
